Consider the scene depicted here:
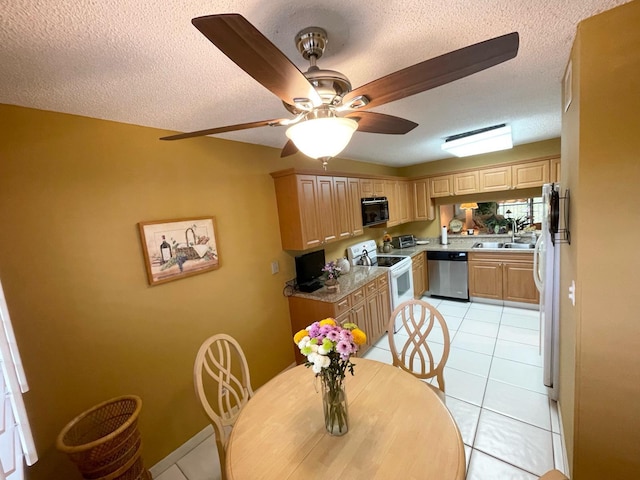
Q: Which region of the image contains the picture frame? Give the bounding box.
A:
[563,60,572,113]
[138,216,220,286]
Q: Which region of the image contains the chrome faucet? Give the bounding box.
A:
[510,218,517,242]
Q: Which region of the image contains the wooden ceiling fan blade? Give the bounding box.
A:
[192,14,322,107]
[346,111,418,134]
[160,118,286,141]
[343,32,519,110]
[280,140,299,157]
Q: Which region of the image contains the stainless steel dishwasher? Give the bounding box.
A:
[427,251,469,300]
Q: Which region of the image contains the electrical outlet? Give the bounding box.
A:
[271,261,279,274]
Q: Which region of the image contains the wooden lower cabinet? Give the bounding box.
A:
[468,252,539,304]
[287,274,391,363]
[412,252,427,298]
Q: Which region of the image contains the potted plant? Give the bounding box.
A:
[322,261,342,290]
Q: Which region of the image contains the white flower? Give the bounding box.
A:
[297,336,310,349]
[317,343,330,355]
[311,354,331,373]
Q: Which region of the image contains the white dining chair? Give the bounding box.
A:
[194,334,254,480]
[387,299,451,401]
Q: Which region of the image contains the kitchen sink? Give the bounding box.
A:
[472,242,504,249]
[503,242,535,249]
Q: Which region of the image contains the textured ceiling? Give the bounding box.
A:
[0,0,630,166]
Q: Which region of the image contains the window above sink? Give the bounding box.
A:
[442,197,543,235]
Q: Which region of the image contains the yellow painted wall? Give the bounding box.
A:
[0,103,562,478]
[0,104,395,479]
[560,2,640,477]
[559,27,581,473]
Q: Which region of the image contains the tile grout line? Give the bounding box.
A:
[469,448,544,478]
[463,304,502,479]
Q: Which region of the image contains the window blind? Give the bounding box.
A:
[0,279,37,479]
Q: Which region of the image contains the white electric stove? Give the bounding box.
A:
[346,240,414,316]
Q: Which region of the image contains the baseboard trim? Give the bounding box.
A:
[557,400,571,477]
[469,296,539,311]
[149,424,213,478]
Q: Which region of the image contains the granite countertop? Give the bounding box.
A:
[388,233,539,255]
[289,234,538,303]
[290,265,388,303]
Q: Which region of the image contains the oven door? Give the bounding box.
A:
[389,261,414,309]
[389,260,414,333]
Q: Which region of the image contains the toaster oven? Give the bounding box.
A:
[391,235,417,249]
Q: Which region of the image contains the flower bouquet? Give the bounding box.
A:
[293,319,367,435]
[321,261,342,289]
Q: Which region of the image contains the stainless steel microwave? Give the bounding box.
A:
[361,197,389,227]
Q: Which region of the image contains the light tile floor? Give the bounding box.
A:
[154,298,566,480]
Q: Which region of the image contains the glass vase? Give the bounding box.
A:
[320,374,349,436]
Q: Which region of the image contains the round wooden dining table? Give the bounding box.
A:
[225,358,466,480]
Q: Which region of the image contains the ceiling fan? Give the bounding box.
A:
[161,14,519,168]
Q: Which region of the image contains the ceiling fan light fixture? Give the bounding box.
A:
[286,117,358,160]
[441,124,512,157]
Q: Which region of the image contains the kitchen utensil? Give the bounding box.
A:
[361,248,372,266]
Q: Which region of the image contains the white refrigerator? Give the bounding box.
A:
[533,183,561,400]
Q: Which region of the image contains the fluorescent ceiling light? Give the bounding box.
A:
[441,124,512,157]
[286,117,358,160]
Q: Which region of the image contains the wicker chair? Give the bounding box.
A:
[194,334,254,480]
[387,299,451,401]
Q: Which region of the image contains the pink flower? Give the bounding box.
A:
[339,329,353,342]
[336,340,353,357]
[326,330,340,342]
[319,325,333,336]
[307,322,320,338]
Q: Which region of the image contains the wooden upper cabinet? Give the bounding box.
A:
[512,160,549,189]
[360,178,373,197]
[316,176,338,244]
[296,175,323,249]
[384,179,399,226]
[272,172,363,251]
[479,166,512,192]
[453,171,479,195]
[397,181,412,224]
[412,178,435,221]
[360,178,385,197]
[270,174,322,250]
[333,177,352,242]
[348,178,364,237]
[430,175,454,197]
[550,157,561,183]
[478,159,551,192]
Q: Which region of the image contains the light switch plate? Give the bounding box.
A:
[271,261,279,274]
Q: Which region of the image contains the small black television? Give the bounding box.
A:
[295,249,325,292]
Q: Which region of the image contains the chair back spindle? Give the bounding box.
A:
[194,334,254,480]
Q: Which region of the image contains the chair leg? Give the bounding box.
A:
[217,439,227,480]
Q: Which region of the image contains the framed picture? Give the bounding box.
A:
[563,60,572,113]
[138,216,220,286]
